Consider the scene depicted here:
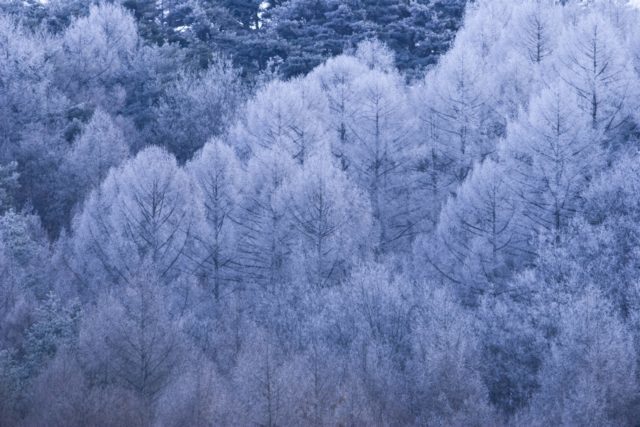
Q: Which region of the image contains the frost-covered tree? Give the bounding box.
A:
[236,147,297,290]
[22,292,80,378]
[510,0,561,65]
[544,152,640,317]
[334,263,414,424]
[284,154,371,288]
[232,326,307,426]
[477,291,545,416]
[418,159,529,301]
[66,109,129,191]
[502,82,602,243]
[408,287,494,425]
[71,146,201,292]
[187,139,241,301]
[0,15,64,156]
[234,77,330,163]
[354,39,396,73]
[0,211,66,420]
[60,109,130,227]
[454,0,509,62]
[0,210,50,299]
[55,3,139,112]
[79,269,187,424]
[308,55,369,167]
[416,48,493,189]
[332,265,494,425]
[345,70,419,253]
[412,44,500,235]
[152,60,243,162]
[0,211,50,408]
[555,13,635,136]
[0,15,69,234]
[523,289,639,426]
[25,348,143,427]
[0,162,18,214]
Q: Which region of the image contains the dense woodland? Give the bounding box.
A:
[1,0,640,425]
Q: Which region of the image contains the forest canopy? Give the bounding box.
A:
[1,0,640,425]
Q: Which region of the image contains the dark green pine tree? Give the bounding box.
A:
[264,0,467,78]
[121,0,194,45]
[177,0,287,74]
[218,0,262,29]
[268,0,361,77]
[0,0,94,32]
[378,0,467,76]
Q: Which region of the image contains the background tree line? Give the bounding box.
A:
[0,0,466,79]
